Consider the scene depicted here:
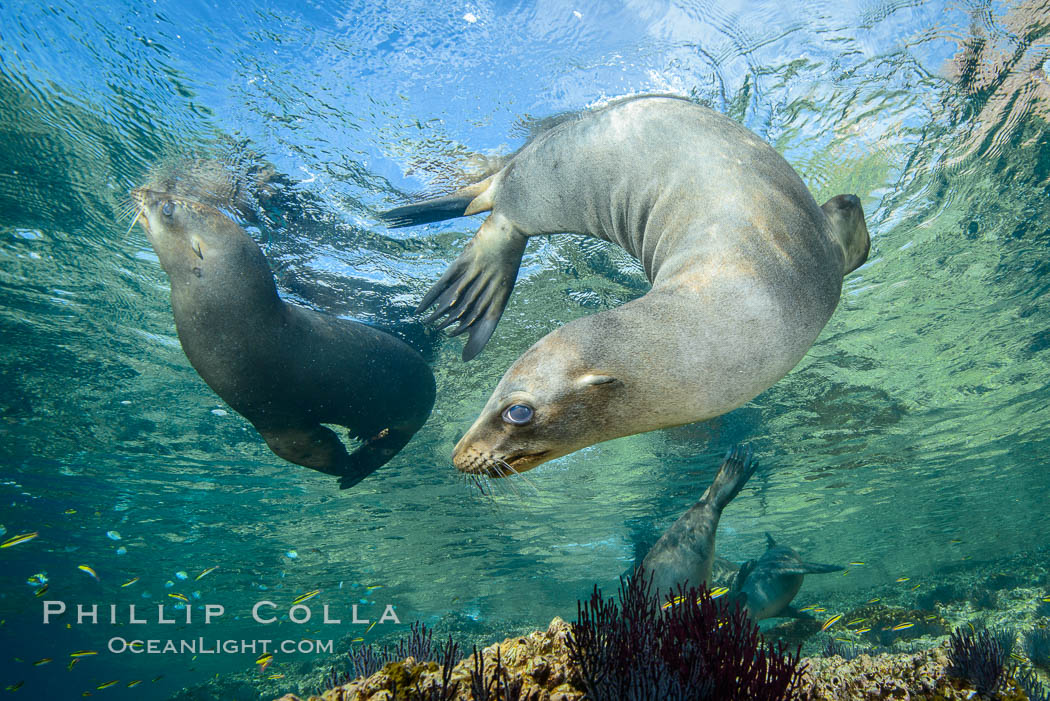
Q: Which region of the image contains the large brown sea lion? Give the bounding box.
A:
[131,184,435,488]
[382,95,869,476]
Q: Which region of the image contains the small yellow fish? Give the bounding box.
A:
[33,658,52,666]
[78,565,99,581]
[1,532,39,548]
[867,597,880,604]
[891,622,914,631]
[168,593,189,603]
[6,681,24,691]
[710,587,729,598]
[291,590,320,605]
[895,577,909,583]
[34,583,49,597]
[255,653,273,665]
[1041,596,1050,602]
[925,614,938,621]
[820,614,843,632]
[847,618,866,626]
[366,585,383,591]
[365,620,378,634]
[64,509,76,514]
[267,674,285,679]
[151,675,163,683]
[949,539,962,544]
[910,584,921,591]
[798,604,818,612]
[121,577,139,587]
[68,658,79,671]
[351,637,363,643]
[82,693,91,697]
[813,607,826,613]
[195,566,218,581]
[127,680,141,688]
[848,561,865,566]
[1011,653,1028,662]
[856,627,871,634]
[842,570,849,575]
[96,680,119,689]
[70,650,98,658]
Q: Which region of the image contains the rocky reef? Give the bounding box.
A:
[271,616,1045,701]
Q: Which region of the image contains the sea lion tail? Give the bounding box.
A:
[378,175,496,228]
[415,213,527,361]
[821,194,870,275]
[703,444,758,511]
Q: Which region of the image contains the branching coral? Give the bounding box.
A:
[566,570,806,701]
[946,624,1014,696]
[1018,666,1050,701]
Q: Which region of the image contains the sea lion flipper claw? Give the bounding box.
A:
[417,214,526,360]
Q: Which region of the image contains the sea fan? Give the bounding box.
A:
[566,570,805,701]
[1018,667,1050,701]
[946,624,1014,696]
[1025,628,1050,670]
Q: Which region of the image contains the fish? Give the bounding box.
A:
[151,676,163,682]
[1,532,39,548]
[366,585,383,591]
[813,607,826,613]
[291,590,320,605]
[96,680,119,689]
[70,651,98,657]
[195,566,218,581]
[797,604,818,612]
[34,583,49,597]
[351,637,364,643]
[891,622,915,631]
[64,509,76,514]
[121,577,139,588]
[949,539,962,544]
[848,561,865,566]
[5,681,23,691]
[1041,596,1050,602]
[820,614,843,632]
[847,618,867,626]
[68,658,79,671]
[78,565,99,581]
[867,598,881,603]
[127,680,141,688]
[910,583,921,591]
[26,573,47,586]
[168,593,189,603]
[105,531,121,541]
[856,627,872,633]
[255,653,273,665]
[267,674,285,679]
[895,577,909,583]
[33,658,51,666]
[710,586,729,598]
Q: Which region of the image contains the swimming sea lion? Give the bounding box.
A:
[381,95,869,477]
[729,533,844,620]
[639,445,757,595]
[130,186,436,489]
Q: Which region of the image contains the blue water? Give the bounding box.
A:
[2,0,1050,699]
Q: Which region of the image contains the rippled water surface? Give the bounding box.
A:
[2,0,1050,698]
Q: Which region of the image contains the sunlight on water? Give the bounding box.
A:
[1,0,1049,698]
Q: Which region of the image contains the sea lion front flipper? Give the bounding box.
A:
[416,213,527,360]
[821,194,870,275]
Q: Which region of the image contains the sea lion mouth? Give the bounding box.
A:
[454,449,549,477]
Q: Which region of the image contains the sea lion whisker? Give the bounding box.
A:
[123,205,144,239]
[496,457,540,496]
[490,460,523,500]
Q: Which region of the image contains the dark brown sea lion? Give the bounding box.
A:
[381,95,869,477]
[131,186,435,488]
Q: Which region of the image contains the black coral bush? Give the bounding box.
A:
[566,570,806,701]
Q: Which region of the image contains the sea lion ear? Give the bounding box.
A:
[577,373,618,387]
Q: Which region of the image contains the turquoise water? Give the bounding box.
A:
[2,0,1050,698]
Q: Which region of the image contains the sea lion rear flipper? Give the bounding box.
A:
[416,213,527,360]
[701,444,758,511]
[257,424,382,487]
[336,427,417,490]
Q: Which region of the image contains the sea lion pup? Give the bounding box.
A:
[639,445,758,595]
[728,533,844,621]
[381,95,869,477]
[130,186,436,489]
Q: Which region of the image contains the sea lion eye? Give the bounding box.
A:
[502,404,534,426]
[161,201,174,217]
